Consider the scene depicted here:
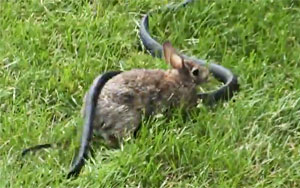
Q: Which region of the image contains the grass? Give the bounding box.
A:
[1,0,300,187]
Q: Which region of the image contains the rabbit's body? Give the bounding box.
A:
[87,42,209,146]
[94,69,198,145]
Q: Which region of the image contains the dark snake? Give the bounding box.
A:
[22,0,239,178]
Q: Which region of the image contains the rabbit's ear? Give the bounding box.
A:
[163,41,183,69]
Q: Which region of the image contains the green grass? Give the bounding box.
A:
[1,0,300,187]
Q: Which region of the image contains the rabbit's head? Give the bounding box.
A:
[163,41,209,84]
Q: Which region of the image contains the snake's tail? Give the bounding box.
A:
[21,144,52,156]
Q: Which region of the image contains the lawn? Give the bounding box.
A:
[1,0,300,187]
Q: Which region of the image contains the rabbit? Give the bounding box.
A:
[90,41,209,147]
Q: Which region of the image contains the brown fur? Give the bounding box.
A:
[83,42,209,146]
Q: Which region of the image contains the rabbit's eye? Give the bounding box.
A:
[192,69,199,76]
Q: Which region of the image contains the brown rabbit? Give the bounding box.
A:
[92,41,209,146]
